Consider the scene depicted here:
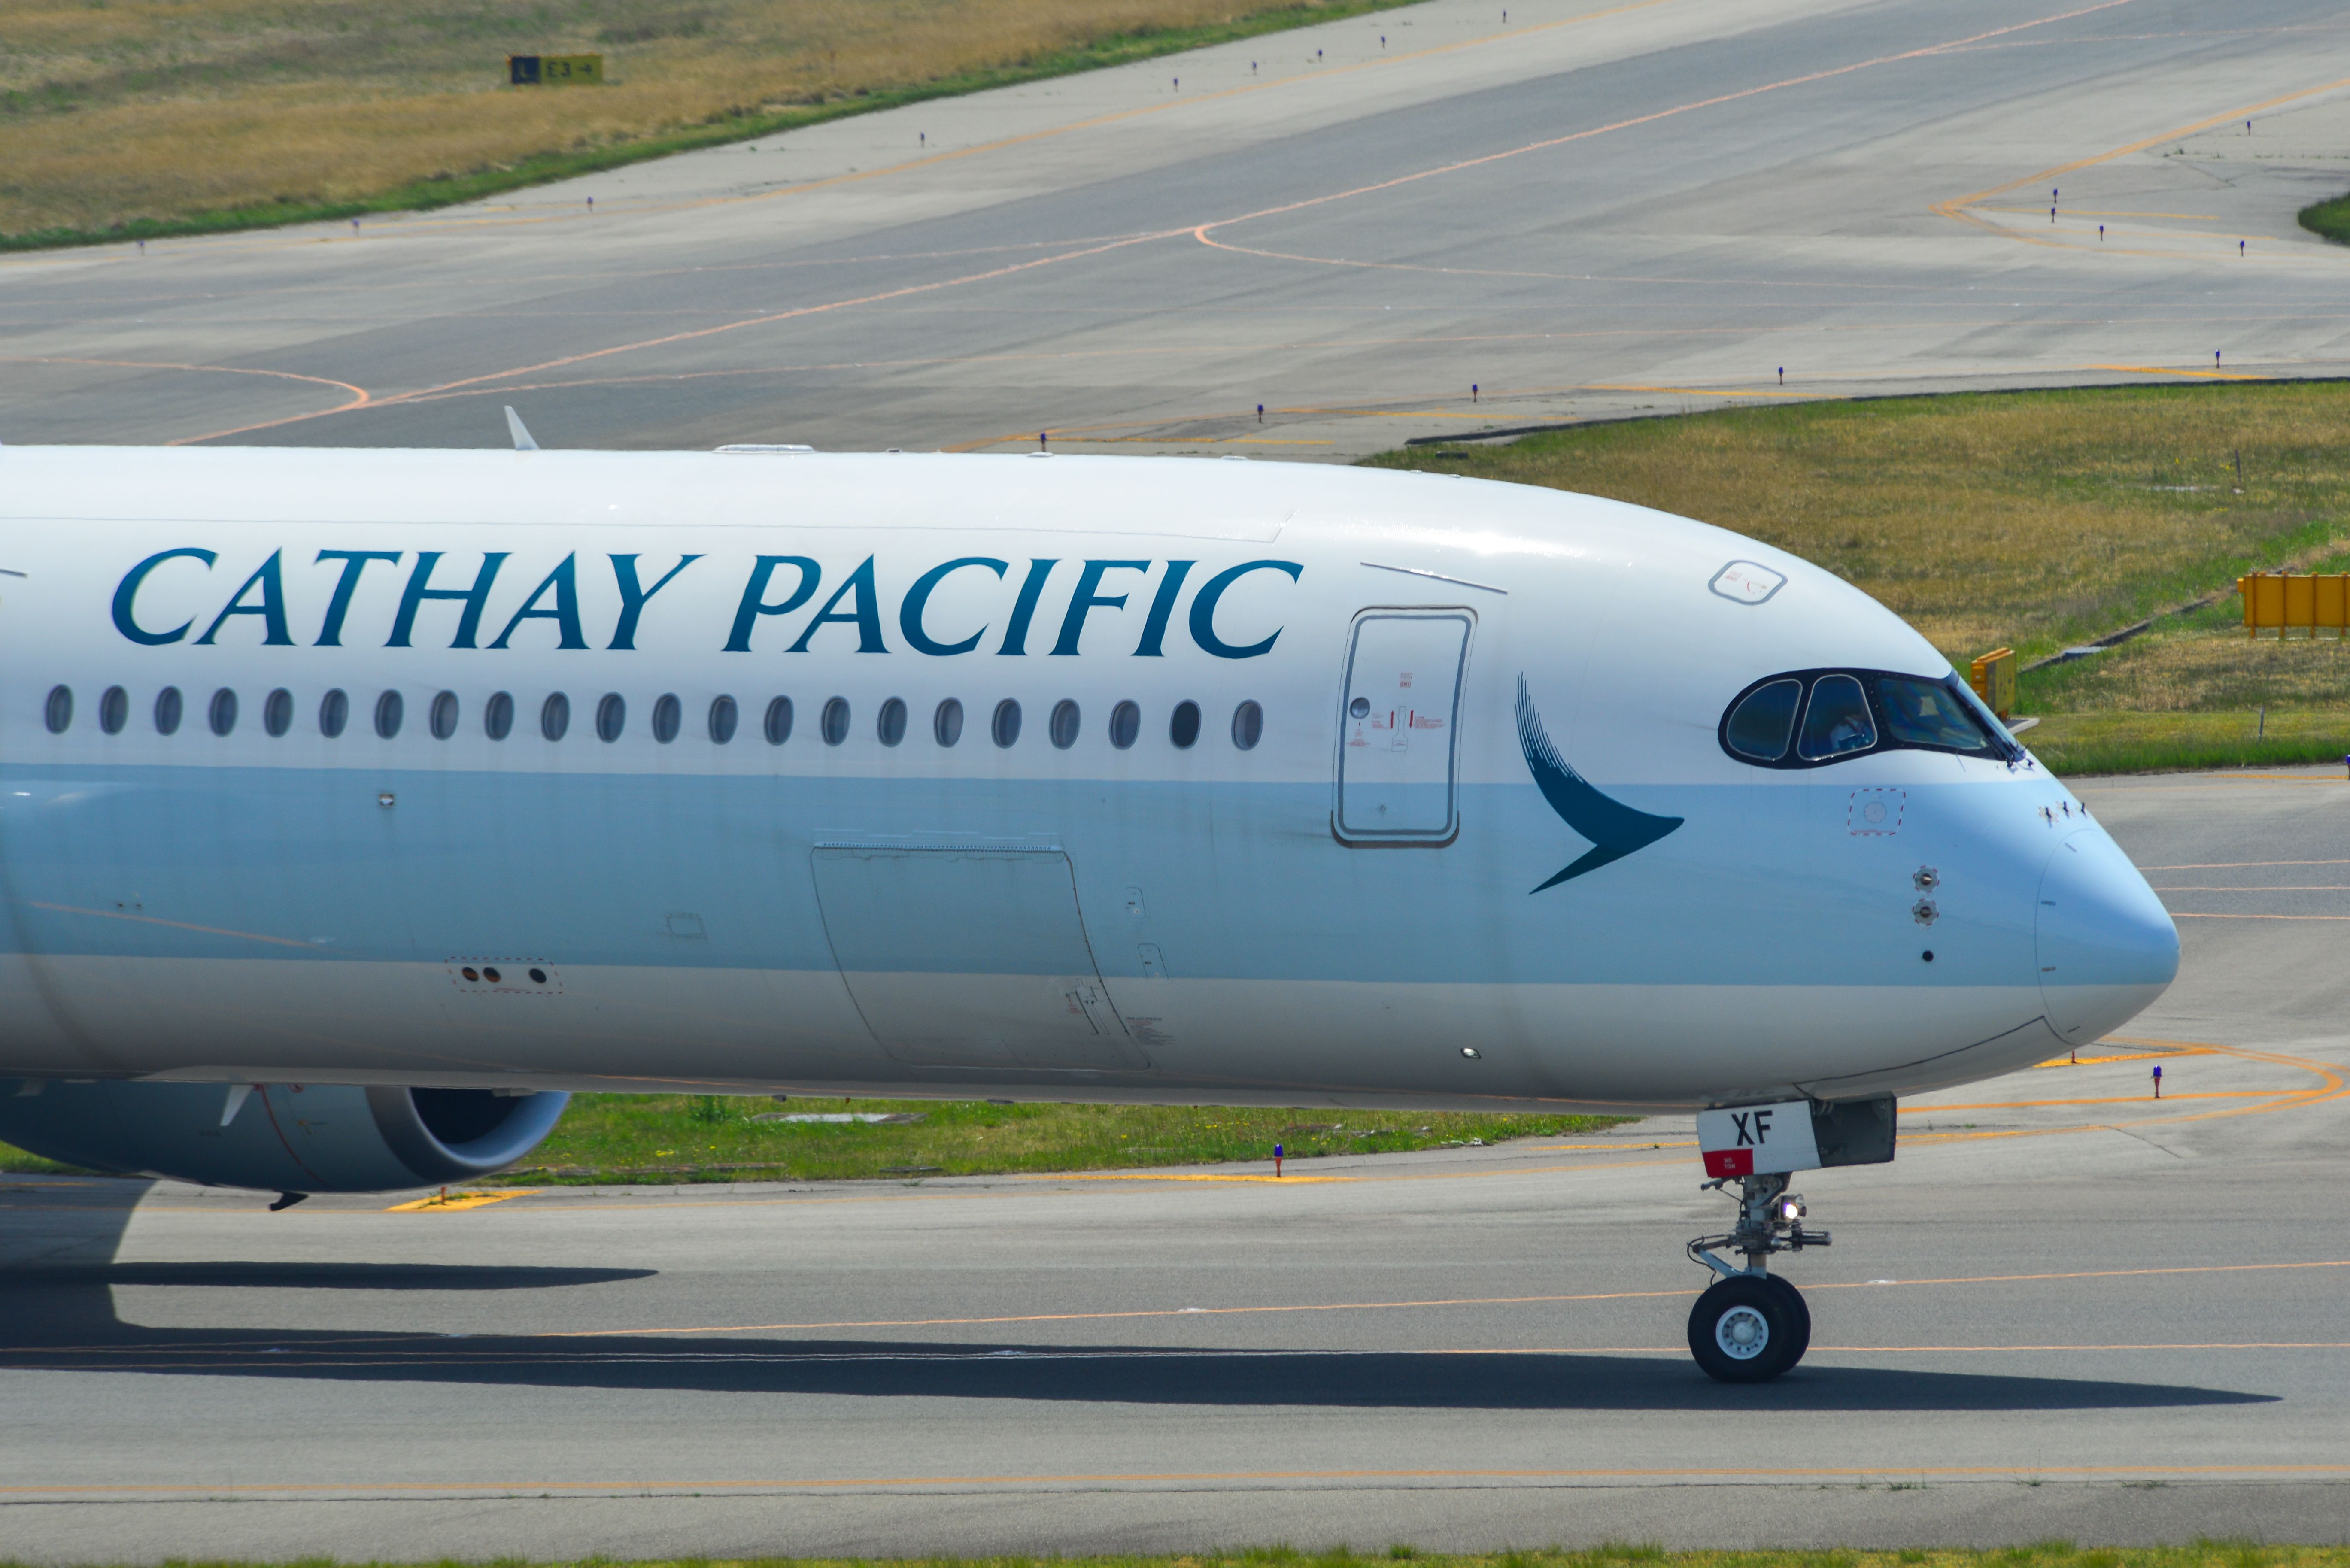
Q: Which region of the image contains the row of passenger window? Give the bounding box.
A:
[1719,668,2017,768]
[40,685,1267,752]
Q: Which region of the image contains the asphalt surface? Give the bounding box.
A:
[3,765,2348,1557]
[7,1,2350,1556]
[3,0,2349,457]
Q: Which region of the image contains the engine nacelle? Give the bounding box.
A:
[0,1080,568,1194]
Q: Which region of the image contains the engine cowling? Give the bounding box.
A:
[0,1080,567,1193]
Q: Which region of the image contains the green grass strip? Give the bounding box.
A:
[2299,190,2350,245]
[0,0,1413,254]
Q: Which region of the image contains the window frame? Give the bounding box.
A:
[1717,667,2021,770]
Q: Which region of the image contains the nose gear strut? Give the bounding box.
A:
[1685,1171,1828,1382]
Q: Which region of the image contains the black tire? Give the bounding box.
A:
[1688,1275,1799,1383]
[1761,1274,1811,1367]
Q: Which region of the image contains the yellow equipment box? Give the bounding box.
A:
[1970,647,2016,719]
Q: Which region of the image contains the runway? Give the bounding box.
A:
[3,765,2347,1558]
[3,0,2349,457]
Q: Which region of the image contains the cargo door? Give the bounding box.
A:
[1335,610,1473,843]
[811,846,1148,1071]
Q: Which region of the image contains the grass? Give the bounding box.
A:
[2300,189,2350,244]
[0,0,1408,249]
[0,1543,2334,1568]
[477,1095,1630,1184]
[0,1098,1632,1184]
[1370,382,2350,774]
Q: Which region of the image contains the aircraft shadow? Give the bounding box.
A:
[29,1261,659,1292]
[0,1181,2277,1413]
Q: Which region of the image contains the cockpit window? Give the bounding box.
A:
[1876,675,1999,754]
[1720,668,2022,770]
[1725,679,1802,761]
[1797,675,1875,760]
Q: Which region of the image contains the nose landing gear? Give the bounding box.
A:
[1686,1171,1826,1383]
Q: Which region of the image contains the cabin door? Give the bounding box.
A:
[1335,610,1473,844]
[811,845,1149,1071]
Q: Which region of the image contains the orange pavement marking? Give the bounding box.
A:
[1196,0,2141,247]
[1932,73,2350,253]
[2086,363,2271,380]
[2173,911,2350,920]
[383,1189,535,1212]
[1907,1090,2269,1110]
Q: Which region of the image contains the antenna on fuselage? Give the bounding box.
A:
[504,406,540,452]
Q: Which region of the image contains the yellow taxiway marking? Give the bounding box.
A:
[2035,1046,2213,1067]
[2172,911,2350,920]
[1933,73,2350,254]
[2086,363,2271,381]
[1909,1091,2269,1110]
[383,1190,536,1213]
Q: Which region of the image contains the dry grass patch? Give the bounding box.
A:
[0,0,1397,243]
[1370,383,2350,667]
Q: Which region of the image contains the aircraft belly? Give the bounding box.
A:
[2,955,2041,1107]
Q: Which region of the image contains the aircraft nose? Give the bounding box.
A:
[2036,827,2179,1046]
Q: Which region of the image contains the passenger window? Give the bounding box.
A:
[541,692,570,741]
[430,691,459,740]
[1725,679,1800,761]
[1049,699,1080,749]
[821,697,849,746]
[209,688,238,737]
[1169,700,1200,749]
[877,697,907,747]
[375,690,403,739]
[1797,674,1874,760]
[934,698,963,746]
[596,693,626,743]
[708,695,738,744]
[1876,675,1996,754]
[264,688,293,737]
[1231,700,1263,750]
[155,687,183,736]
[763,696,792,745]
[653,693,682,744]
[44,685,71,734]
[100,686,128,735]
[992,698,1022,748]
[485,691,514,740]
[1109,700,1140,750]
[319,688,349,738]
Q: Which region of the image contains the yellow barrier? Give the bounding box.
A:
[509,54,603,86]
[1970,647,2016,719]
[2239,573,2350,637]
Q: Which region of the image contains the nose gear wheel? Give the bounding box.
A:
[1685,1171,1825,1383]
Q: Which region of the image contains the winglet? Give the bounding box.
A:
[504,406,540,452]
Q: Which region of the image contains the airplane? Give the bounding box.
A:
[0,439,2177,1382]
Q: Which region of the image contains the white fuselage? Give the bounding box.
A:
[0,447,2177,1113]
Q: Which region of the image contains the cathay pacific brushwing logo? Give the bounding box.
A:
[1515,676,1684,892]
